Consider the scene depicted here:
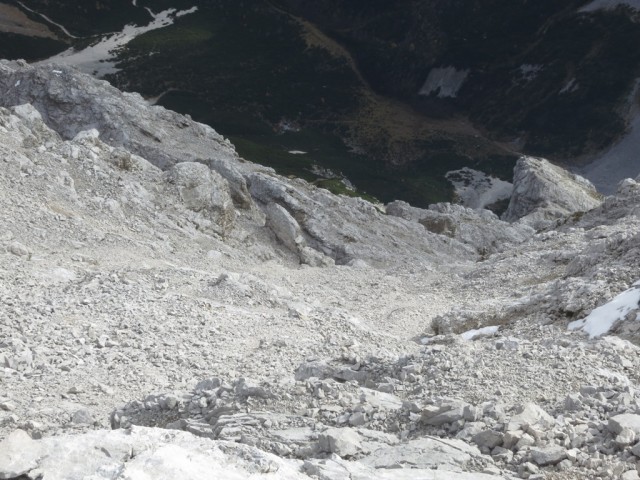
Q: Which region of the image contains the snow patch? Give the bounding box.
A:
[560,78,579,94]
[37,7,198,77]
[419,67,469,98]
[288,150,307,155]
[446,167,513,209]
[580,0,640,11]
[581,78,640,194]
[461,326,500,341]
[568,281,640,338]
[517,64,543,83]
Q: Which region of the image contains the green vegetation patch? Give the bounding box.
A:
[0,32,66,61]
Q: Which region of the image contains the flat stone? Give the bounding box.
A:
[615,427,636,447]
[473,430,504,450]
[507,403,555,432]
[530,445,566,466]
[319,428,362,458]
[622,470,640,480]
[359,388,403,411]
[422,401,467,426]
[71,408,94,425]
[359,436,480,471]
[609,414,640,436]
[0,430,42,479]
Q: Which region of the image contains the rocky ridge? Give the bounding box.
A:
[1,61,640,479]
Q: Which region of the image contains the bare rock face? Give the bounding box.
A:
[502,156,603,229]
[165,162,236,235]
[386,200,534,254]
[0,427,308,480]
[247,172,475,267]
[0,61,251,209]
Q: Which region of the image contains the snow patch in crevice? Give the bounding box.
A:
[419,67,469,98]
[560,78,579,94]
[580,0,640,11]
[516,64,543,84]
[461,326,500,341]
[568,281,640,338]
[36,6,198,77]
[581,78,640,194]
[446,167,513,210]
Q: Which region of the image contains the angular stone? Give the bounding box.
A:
[422,401,467,426]
[165,162,235,233]
[0,430,41,479]
[507,403,555,432]
[530,446,566,466]
[359,436,481,471]
[359,388,403,411]
[609,414,640,436]
[564,393,583,412]
[502,156,602,229]
[622,470,640,480]
[319,428,362,458]
[71,409,94,425]
[473,430,504,450]
[615,427,636,447]
[295,360,331,381]
[235,378,271,399]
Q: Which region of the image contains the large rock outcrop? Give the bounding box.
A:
[502,156,603,229]
[247,172,476,267]
[386,200,534,255]
[0,60,253,208]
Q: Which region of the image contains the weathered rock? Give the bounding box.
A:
[386,200,533,254]
[507,403,555,432]
[622,470,640,480]
[615,428,637,447]
[0,426,308,479]
[71,408,94,425]
[165,162,235,233]
[359,388,403,411]
[473,429,504,450]
[502,156,602,229]
[609,414,640,436]
[319,428,362,458]
[295,360,332,381]
[530,445,567,466]
[0,430,42,479]
[247,172,475,267]
[0,63,239,172]
[359,436,482,471]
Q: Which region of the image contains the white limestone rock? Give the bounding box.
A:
[387,200,534,254]
[0,430,42,479]
[0,426,308,480]
[507,403,555,432]
[319,428,363,458]
[359,436,483,471]
[165,161,235,233]
[609,414,640,436]
[502,156,602,229]
[530,445,567,466]
[248,172,475,267]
